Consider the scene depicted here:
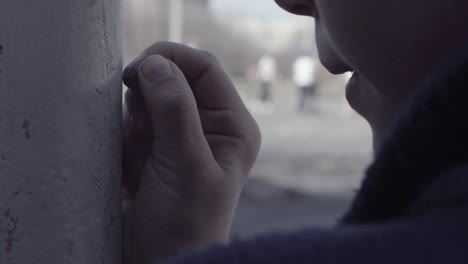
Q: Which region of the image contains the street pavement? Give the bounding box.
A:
[230,81,373,239]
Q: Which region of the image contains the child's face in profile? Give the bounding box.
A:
[275,0,466,143]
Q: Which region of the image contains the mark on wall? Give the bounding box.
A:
[3,209,18,256]
[22,119,31,140]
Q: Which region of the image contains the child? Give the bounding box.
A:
[122,0,468,263]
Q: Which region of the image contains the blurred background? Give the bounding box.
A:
[123,0,372,239]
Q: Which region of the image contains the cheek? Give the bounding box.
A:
[315,0,424,99]
[316,1,396,69]
[315,22,351,73]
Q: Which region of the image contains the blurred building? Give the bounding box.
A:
[122,0,258,75]
[154,0,210,10]
[123,0,316,77]
[186,0,209,7]
[123,0,211,62]
[230,17,314,54]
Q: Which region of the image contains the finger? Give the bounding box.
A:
[124,89,152,138]
[122,90,152,198]
[137,54,213,161]
[123,42,260,169]
[124,41,243,111]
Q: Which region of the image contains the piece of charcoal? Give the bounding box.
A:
[122,65,140,92]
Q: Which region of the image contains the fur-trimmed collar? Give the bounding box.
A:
[343,39,468,223]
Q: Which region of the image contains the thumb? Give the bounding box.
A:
[137,55,211,157]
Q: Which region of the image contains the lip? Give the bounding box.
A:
[346,72,358,88]
[324,63,353,75]
[345,72,359,102]
[320,58,353,75]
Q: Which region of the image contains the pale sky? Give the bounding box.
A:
[211,0,292,19]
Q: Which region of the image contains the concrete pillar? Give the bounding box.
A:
[0,0,122,263]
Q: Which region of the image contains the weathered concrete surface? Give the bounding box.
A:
[0,1,122,263]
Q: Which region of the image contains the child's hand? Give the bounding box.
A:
[122,42,261,264]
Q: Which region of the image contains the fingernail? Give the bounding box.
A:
[140,55,173,83]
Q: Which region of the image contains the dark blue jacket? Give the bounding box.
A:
[163,40,468,264]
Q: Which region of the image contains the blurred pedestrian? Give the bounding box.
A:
[257,53,277,103]
[293,51,318,111]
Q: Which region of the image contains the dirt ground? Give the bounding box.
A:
[230,80,372,239]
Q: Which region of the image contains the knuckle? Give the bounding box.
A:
[140,41,176,61]
[252,122,262,155]
[242,116,262,163]
[159,89,196,114]
[148,41,172,51]
[251,120,262,149]
[200,50,219,64]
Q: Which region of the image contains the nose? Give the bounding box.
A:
[274,0,316,16]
